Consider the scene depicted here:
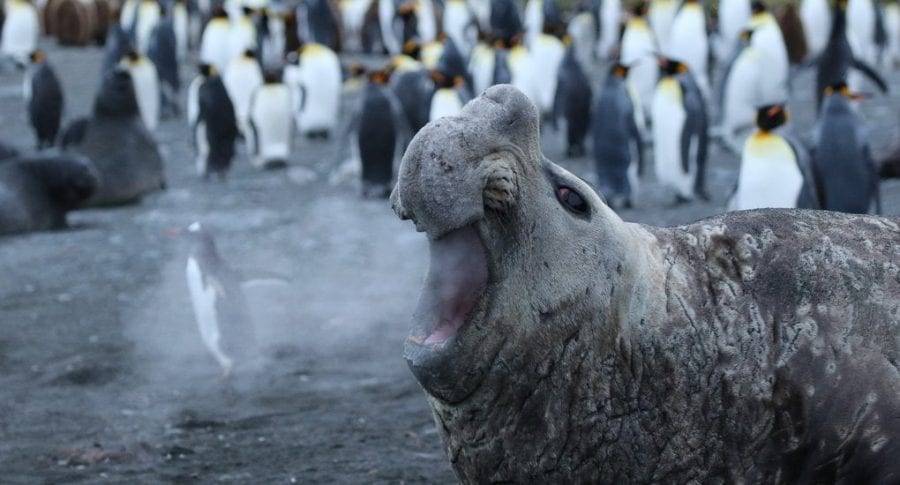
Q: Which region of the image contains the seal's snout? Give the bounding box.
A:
[393,85,538,238]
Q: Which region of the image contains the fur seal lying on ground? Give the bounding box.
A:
[62,68,166,206]
[391,84,900,483]
[0,155,97,236]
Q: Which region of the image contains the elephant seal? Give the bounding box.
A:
[63,68,166,206]
[390,85,900,483]
[0,155,97,236]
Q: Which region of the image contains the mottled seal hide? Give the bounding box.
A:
[65,68,166,206]
[391,85,900,483]
[0,155,97,235]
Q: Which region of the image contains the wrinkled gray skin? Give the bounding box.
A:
[391,85,900,483]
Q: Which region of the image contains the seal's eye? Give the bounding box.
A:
[556,186,589,214]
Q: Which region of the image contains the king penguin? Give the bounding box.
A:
[247,69,293,169]
[283,42,342,139]
[729,103,820,211]
[199,8,233,71]
[800,0,831,62]
[223,49,264,137]
[596,0,621,60]
[134,0,161,54]
[229,7,258,62]
[184,222,257,378]
[648,0,676,49]
[812,82,880,214]
[651,56,709,203]
[196,64,239,179]
[715,0,751,63]
[718,29,761,152]
[147,8,181,118]
[746,2,789,112]
[593,62,644,209]
[298,0,342,52]
[353,68,409,198]
[816,0,887,108]
[120,50,161,131]
[666,0,710,95]
[428,71,471,121]
[443,0,476,55]
[25,51,64,150]
[1,0,39,65]
[554,43,592,158]
[619,2,657,124]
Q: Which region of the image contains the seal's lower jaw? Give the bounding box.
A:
[404,224,492,403]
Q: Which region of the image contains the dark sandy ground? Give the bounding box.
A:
[1,39,899,484]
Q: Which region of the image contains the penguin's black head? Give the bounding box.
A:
[429,69,454,88]
[756,104,789,131]
[397,1,416,18]
[212,5,227,17]
[124,49,140,63]
[824,81,850,98]
[94,68,141,118]
[610,62,630,78]
[751,1,766,14]
[368,68,392,85]
[657,57,688,76]
[836,0,847,11]
[403,40,421,60]
[28,50,45,64]
[263,68,282,84]
[242,6,254,15]
[632,1,648,16]
[199,63,216,77]
[243,49,257,59]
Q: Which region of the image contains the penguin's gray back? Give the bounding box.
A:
[814,95,878,214]
[148,17,180,91]
[29,62,64,146]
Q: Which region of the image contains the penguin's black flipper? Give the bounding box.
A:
[850,57,889,93]
[59,118,90,150]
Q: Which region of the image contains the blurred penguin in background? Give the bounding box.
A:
[352,68,409,198]
[148,6,181,117]
[200,7,233,71]
[776,3,808,66]
[283,42,342,139]
[746,2,789,112]
[666,0,709,95]
[25,50,64,150]
[390,42,435,135]
[648,0,676,49]
[247,69,293,169]
[554,42,592,158]
[134,0,161,54]
[120,49,161,131]
[102,14,132,76]
[196,64,240,180]
[229,7,258,62]
[652,56,708,203]
[816,0,887,107]
[566,5,597,71]
[714,0,751,64]
[184,222,257,378]
[224,49,264,137]
[883,0,900,71]
[489,0,523,46]
[846,0,881,93]
[813,82,880,214]
[729,103,820,211]
[596,0,621,60]
[718,29,760,152]
[172,0,190,61]
[443,0,476,55]
[593,62,644,209]
[800,0,831,63]
[428,70,471,121]
[1,0,39,66]
[619,1,657,125]
[297,0,342,52]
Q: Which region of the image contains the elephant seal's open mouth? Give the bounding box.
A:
[405,225,488,350]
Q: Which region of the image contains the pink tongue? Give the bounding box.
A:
[420,226,488,345]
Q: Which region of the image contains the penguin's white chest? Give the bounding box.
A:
[443,0,473,53]
[135,2,161,53]
[126,60,161,131]
[224,59,264,133]
[429,88,464,121]
[652,78,693,197]
[199,21,232,71]
[800,0,831,57]
[734,133,803,210]
[530,35,565,113]
[667,5,708,90]
[294,47,342,133]
[185,257,231,370]
[620,19,657,115]
[1,1,39,62]
[249,84,293,167]
[469,44,496,95]
[648,0,677,47]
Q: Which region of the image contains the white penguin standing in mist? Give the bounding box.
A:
[184,222,257,377]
